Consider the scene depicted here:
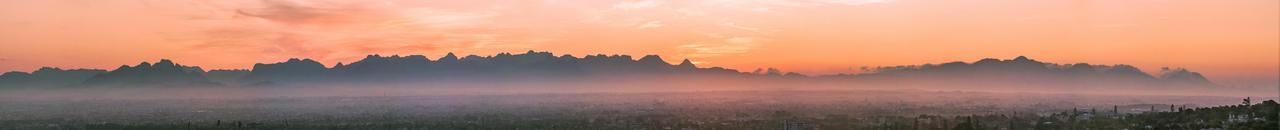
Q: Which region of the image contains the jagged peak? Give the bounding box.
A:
[973,58,1001,64]
[151,59,183,71]
[1158,67,1211,84]
[638,55,667,64]
[677,59,697,68]
[1066,63,1096,71]
[439,52,459,62]
[156,59,175,65]
[98,59,205,74]
[115,65,132,70]
[356,54,430,62]
[28,67,105,75]
[333,62,345,68]
[1108,64,1141,71]
[1003,56,1045,65]
[287,58,301,62]
[559,54,577,59]
[405,55,429,61]
[639,55,662,59]
[462,55,485,60]
[765,68,783,76]
[137,62,152,68]
[1159,67,1203,77]
[364,54,382,60]
[253,58,326,71]
[1012,56,1030,61]
[518,51,554,57]
[35,67,64,72]
[82,59,214,86]
[269,58,322,64]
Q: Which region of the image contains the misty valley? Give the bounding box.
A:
[1,88,1274,130]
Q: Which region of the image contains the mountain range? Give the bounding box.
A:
[825,56,1212,87]
[0,51,1212,88]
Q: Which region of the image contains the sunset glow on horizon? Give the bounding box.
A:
[1,0,1276,86]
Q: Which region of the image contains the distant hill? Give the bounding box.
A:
[827,56,1213,86]
[1157,67,1212,84]
[0,67,105,88]
[243,58,329,83]
[0,51,1216,88]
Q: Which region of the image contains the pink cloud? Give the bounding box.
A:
[176,0,510,62]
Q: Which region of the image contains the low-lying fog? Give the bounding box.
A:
[0,81,1274,128]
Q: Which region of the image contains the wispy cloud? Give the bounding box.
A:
[676,9,708,16]
[176,0,508,62]
[752,0,824,7]
[754,0,893,7]
[677,37,762,58]
[173,0,875,62]
[720,22,761,32]
[725,37,755,44]
[635,20,665,29]
[817,0,894,6]
[613,0,663,10]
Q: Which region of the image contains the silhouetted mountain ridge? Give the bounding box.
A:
[834,56,1212,86]
[0,67,105,88]
[244,58,328,83]
[243,51,744,84]
[80,59,219,87]
[1158,67,1211,84]
[0,52,1215,88]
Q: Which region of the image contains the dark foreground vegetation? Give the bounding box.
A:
[0,91,1272,130]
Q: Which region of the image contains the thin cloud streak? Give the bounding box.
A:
[177,0,511,62]
[677,37,762,58]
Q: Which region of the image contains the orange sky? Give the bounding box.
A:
[0,0,1277,86]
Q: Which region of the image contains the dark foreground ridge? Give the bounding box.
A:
[0,51,1212,88]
